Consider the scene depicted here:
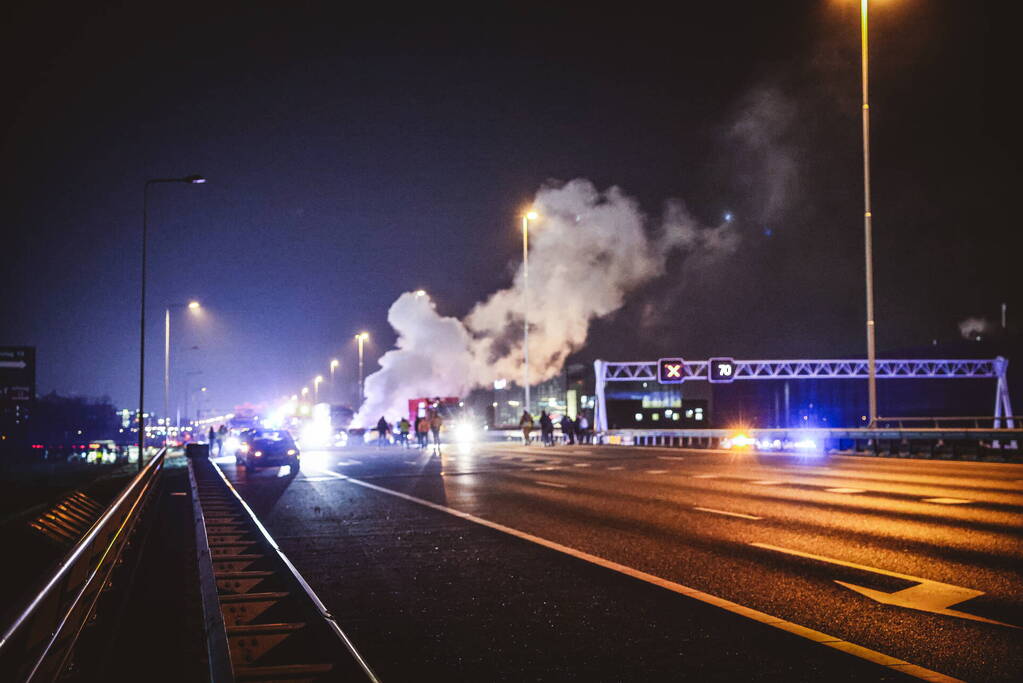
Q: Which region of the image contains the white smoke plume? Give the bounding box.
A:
[352,179,738,425]
[958,317,991,340]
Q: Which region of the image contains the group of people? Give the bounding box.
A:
[206,424,228,456]
[518,410,592,446]
[376,412,443,449]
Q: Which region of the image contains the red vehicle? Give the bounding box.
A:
[408,397,461,424]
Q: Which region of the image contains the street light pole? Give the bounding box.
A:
[860,0,878,426]
[139,175,205,471]
[330,359,339,402]
[314,375,323,403]
[164,301,200,447]
[522,211,537,415]
[355,333,369,405]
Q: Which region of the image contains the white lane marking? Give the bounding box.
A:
[645,469,669,475]
[338,475,961,682]
[607,466,625,471]
[336,459,363,466]
[691,474,719,479]
[751,480,783,485]
[534,480,568,489]
[300,476,337,482]
[318,469,347,479]
[826,487,865,494]
[752,543,1017,629]
[657,456,688,461]
[921,497,972,505]
[533,466,561,471]
[573,463,591,468]
[693,507,762,520]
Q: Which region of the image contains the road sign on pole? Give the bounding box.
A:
[0,346,35,402]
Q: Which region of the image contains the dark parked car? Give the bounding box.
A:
[235,429,300,472]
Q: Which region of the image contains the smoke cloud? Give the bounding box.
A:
[352,178,738,425]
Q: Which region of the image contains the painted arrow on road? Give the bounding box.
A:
[753,542,1018,628]
[0,361,27,369]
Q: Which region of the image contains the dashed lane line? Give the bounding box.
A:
[921,497,972,505]
[534,480,569,489]
[607,466,625,470]
[691,474,719,479]
[751,480,784,486]
[693,507,762,520]
[325,471,960,683]
[645,469,669,475]
[826,488,866,494]
[573,463,591,468]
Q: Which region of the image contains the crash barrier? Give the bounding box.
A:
[188,456,379,682]
[600,427,1022,457]
[0,448,168,682]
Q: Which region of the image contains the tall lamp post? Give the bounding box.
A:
[164,300,200,447]
[139,175,205,471]
[521,211,538,415]
[355,332,369,405]
[313,375,324,403]
[330,359,339,401]
[860,0,878,426]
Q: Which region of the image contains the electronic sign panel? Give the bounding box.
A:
[657,358,686,384]
[708,357,737,384]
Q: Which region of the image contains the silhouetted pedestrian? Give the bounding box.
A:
[539,411,553,446]
[430,411,443,449]
[560,414,576,445]
[519,410,534,445]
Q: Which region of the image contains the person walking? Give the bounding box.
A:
[376,416,390,447]
[539,410,553,446]
[217,424,228,456]
[416,415,430,448]
[429,411,444,450]
[207,426,216,453]
[398,417,411,448]
[577,414,590,444]
[560,414,576,445]
[519,410,534,445]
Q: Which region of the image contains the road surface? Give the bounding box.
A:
[216,441,1023,681]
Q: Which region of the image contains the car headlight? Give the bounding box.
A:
[453,422,475,443]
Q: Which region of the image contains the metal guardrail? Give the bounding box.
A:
[188,456,380,681]
[876,416,1023,428]
[0,448,168,682]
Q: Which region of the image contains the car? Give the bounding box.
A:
[235,429,300,472]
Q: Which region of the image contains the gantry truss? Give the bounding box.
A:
[592,357,1014,432]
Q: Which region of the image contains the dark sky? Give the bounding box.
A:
[1,1,1017,415]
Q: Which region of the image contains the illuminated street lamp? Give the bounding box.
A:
[330,358,340,400]
[355,332,369,405]
[139,174,205,471]
[860,0,878,426]
[313,375,324,403]
[164,300,201,447]
[521,210,539,414]
[301,386,309,398]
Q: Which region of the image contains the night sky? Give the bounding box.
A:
[1,1,1017,415]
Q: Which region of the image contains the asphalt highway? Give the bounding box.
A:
[216,441,1023,681]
